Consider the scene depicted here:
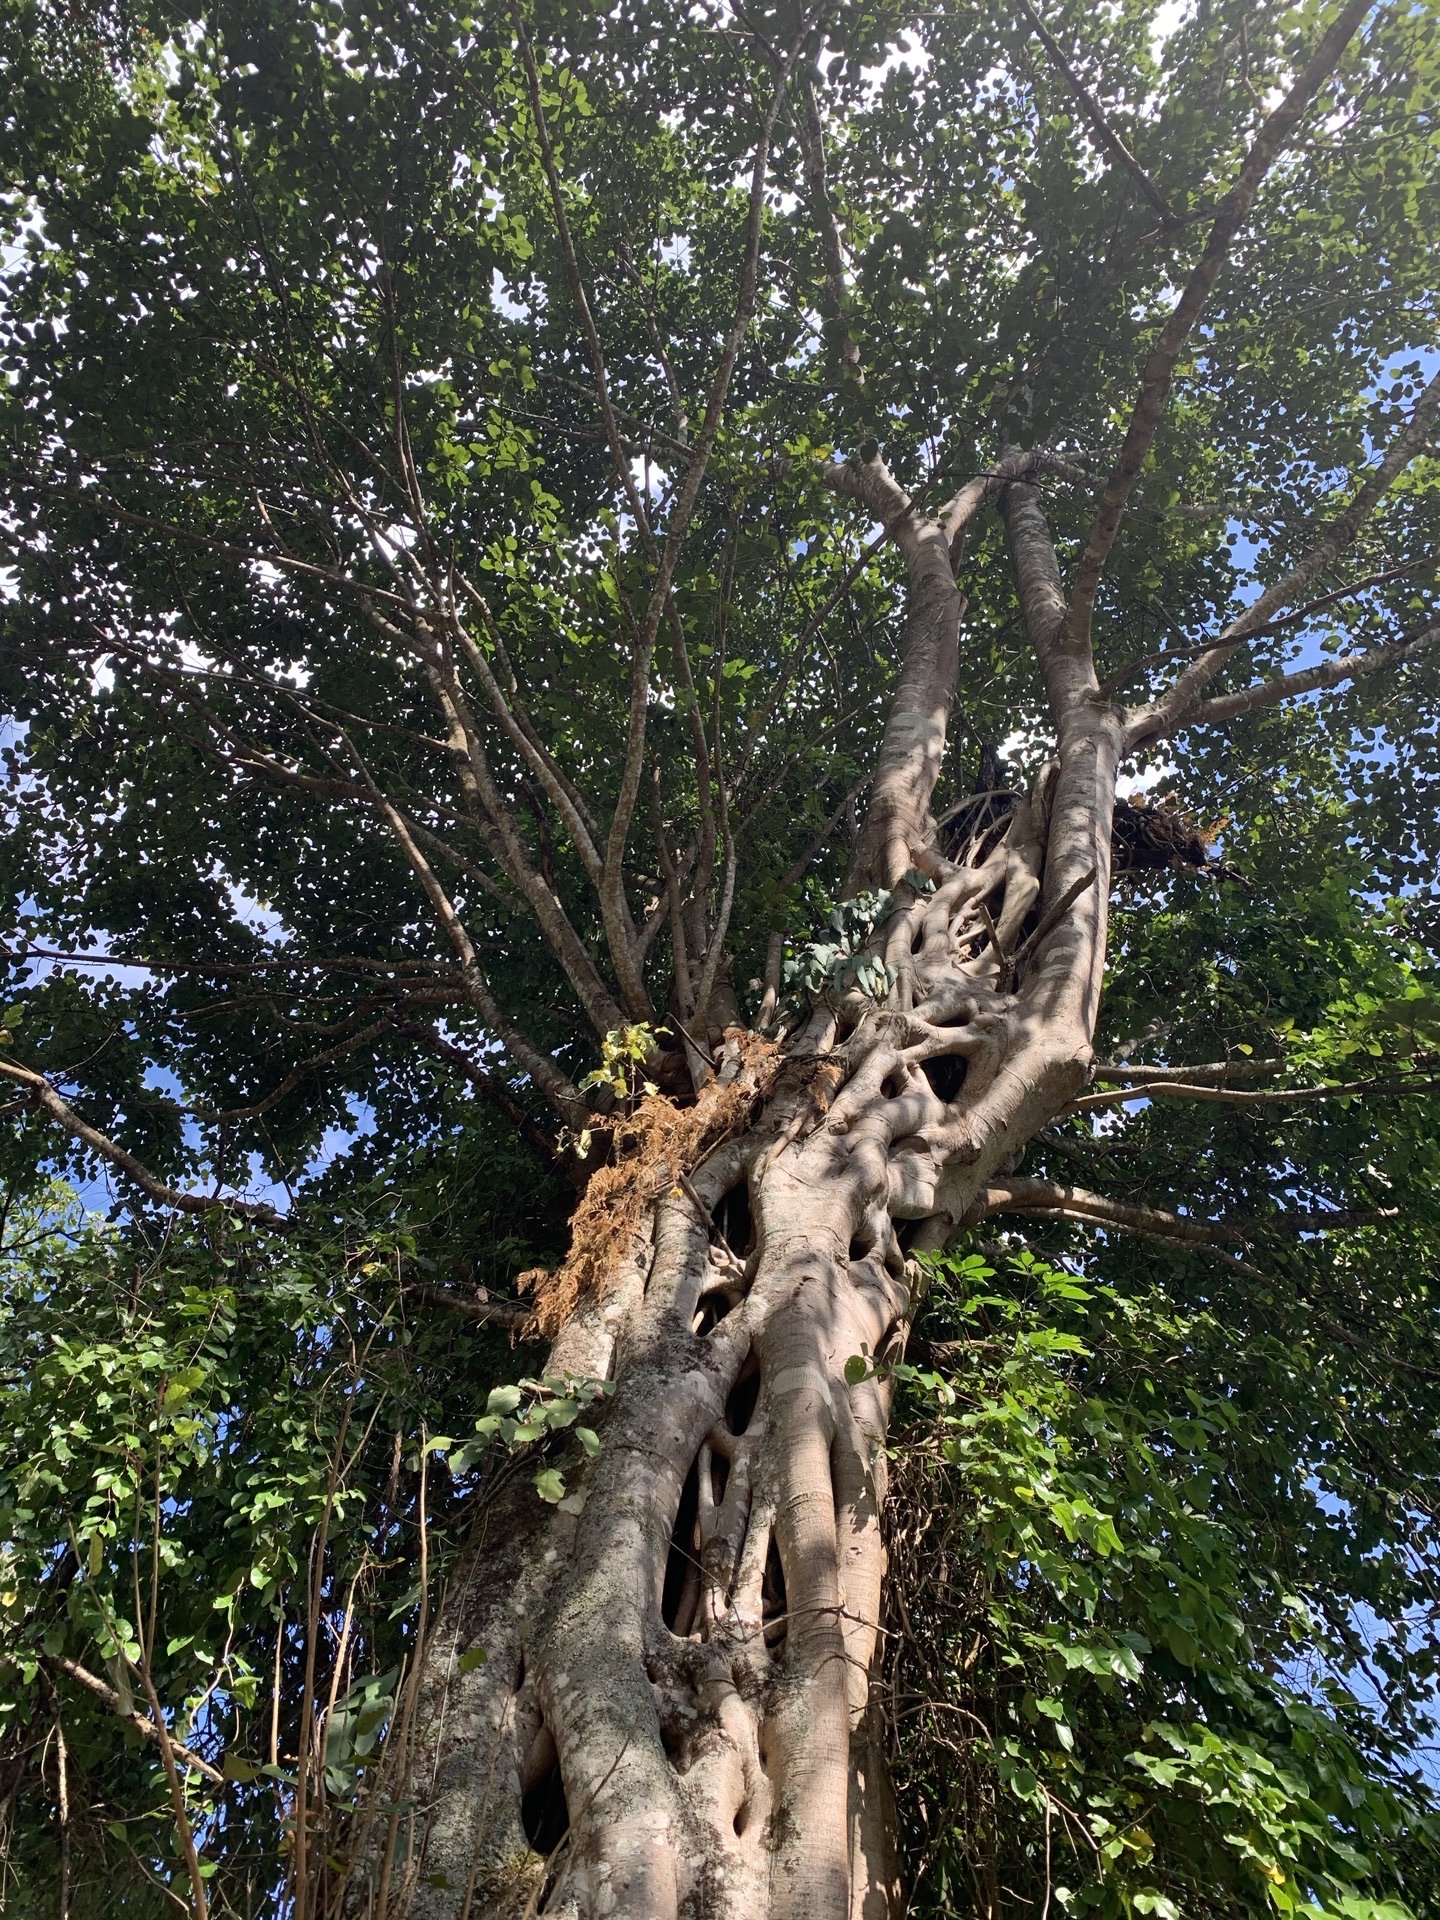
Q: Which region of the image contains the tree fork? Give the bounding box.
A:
[373,692,1122,1919]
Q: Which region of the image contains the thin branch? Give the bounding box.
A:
[1097,558,1434,695]
[133,1653,210,1917]
[0,943,451,979]
[1064,1071,1440,1115]
[732,526,892,809]
[357,790,591,1126]
[525,374,692,459]
[511,8,661,556]
[46,1656,224,1787]
[1130,360,1440,742]
[1256,1207,1399,1230]
[450,583,605,884]
[692,817,737,1029]
[1305,1308,1440,1382]
[1015,0,1178,226]
[1173,616,1440,733]
[393,1023,571,1173]
[1012,866,1098,982]
[0,1059,289,1226]
[976,1176,1266,1275]
[180,1016,397,1125]
[778,779,871,891]
[364,667,627,1039]
[592,43,801,1009]
[25,476,411,612]
[405,1283,536,1330]
[1067,0,1374,645]
[1092,1057,1287,1082]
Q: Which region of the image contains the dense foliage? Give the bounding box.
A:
[2,0,1439,1912]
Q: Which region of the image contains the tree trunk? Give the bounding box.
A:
[355,468,1121,1920]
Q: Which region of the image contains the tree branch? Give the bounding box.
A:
[404,656,628,1037]
[178,1017,399,1125]
[592,47,800,1008]
[450,584,605,885]
[46,1656,225,1787]
[975,1176,1265,1274]
[1000,480,1096,718]
[0,1059,289,1226]
[1167,616,1440,733]
[404,1283,537,1331]
[1064,1071,1440,1114]
[1067,0,1374,646]
[358,792,591,1128]
[1015,0,1178,227]
[821,453,1034,888]
[1128,360,1440,744]
[393,1023,572,1175]
[511,6,663,556]
[1092,1057,1287,1082]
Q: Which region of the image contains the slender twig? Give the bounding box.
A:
[1011,867,1098,980]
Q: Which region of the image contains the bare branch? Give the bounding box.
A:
[1067,0,1374,645]
[404,1283,537,1331]
[1092,1057,1287,1083]
[0,1058,290,1227]
[181,1016,398,1125]
[450,583,605,884]
[1012,866,1098,982]
[593,48,800,1002]
[511,8,662,555]
[359,791,591,1127]
[393,1023,572,1174]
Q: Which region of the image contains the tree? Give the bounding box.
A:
[3,0,1440,1914]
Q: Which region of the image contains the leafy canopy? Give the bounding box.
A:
[1,0,1439,1913]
